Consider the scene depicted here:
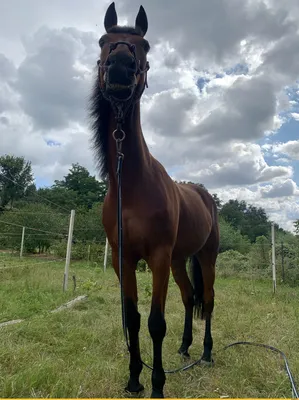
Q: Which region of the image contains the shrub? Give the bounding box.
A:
[249,235,271,270]
[51,241,106,263]
[216,250,250,277]
[137,259,148,272]
[219,217,251,254]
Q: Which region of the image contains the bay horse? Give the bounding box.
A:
[89,2,219,398]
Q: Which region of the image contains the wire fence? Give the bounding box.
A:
[216,225,299,288]
[0,200,109,291]
[0,186,298,291]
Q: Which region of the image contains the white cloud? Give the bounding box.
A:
[273,140,299,161]
[261,179,299,198]
[214,184,299,232]
[13,26,97,130]
[168,142,292,188]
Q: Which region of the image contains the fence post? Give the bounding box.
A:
[87,244,91,264]
[104,236,109,272]
[271,222,277,293]
[20,226,25,258]
[63,210,75,292]
[281,241,285,282]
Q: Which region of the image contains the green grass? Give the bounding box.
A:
[0,254,298,398]
[0,254,95,322]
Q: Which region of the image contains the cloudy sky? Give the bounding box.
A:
[0,0,299,232]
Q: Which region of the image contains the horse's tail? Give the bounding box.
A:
[189,255,204,320]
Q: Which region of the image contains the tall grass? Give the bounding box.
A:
[0,255,298,398]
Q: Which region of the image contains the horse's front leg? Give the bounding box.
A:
[111,250,144,394]
[147,249,171,398]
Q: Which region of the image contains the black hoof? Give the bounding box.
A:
[200,357,214,366]
[125,381,144,395]
[178,348,190,358]
[178,344,190,358]
[151,390,164,398]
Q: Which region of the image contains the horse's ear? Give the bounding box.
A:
[104,2,118,32]
[135,5,148,37]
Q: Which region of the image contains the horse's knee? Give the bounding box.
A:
[148,307,166,342]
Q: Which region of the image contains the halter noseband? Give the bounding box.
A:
[98,41,149,78]
[97,40,150,101]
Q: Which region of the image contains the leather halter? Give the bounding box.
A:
[97,40,150,103]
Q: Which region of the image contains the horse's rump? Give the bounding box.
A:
[172,182,217,258]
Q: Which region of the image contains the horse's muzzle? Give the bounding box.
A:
[104,53,138,101]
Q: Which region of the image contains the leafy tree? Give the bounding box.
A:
[212,193,222,211]
[242,204,270,242]
[21,187,80,212]
[220,199,270,242]
[219,217,251,254]
[0,155,35,209]
[294,220,299,235]
[54,163,107,208]
[73,203,106,243]
[219,200,247,230]
[174,180,206,189]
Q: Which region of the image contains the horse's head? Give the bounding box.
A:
[97,2,150,102]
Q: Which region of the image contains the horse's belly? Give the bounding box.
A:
[173,205,212,257]
[104,206,177,259]
[125,211,176,253]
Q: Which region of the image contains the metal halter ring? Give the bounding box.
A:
[112,128,126,142]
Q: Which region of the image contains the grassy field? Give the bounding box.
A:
[0,254,298,398]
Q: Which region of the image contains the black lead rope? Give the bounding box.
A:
[114,117,298,397]
[224,341,298,398]
[116,151,129,351]
[115,144,204,373]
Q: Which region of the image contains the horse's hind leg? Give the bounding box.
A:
[196,237,218,364]
[111,250,144,394]
[171,258,194,358]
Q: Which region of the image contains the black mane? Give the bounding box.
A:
[89,78,111,180]
[89,25,148,180]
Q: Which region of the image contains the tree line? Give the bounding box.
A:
[0,154,298,282]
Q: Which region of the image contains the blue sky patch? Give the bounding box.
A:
[46,139,61,147]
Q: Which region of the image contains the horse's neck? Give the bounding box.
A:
[107,102,151,189]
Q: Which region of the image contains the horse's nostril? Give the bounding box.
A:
[130,59,137,70]
[106,52,136,71]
